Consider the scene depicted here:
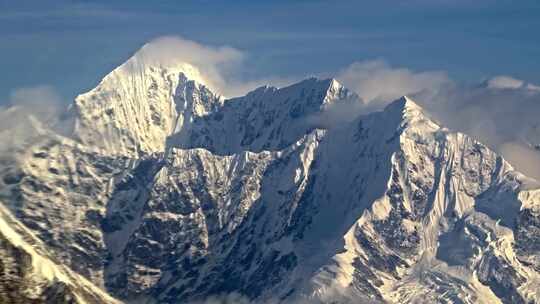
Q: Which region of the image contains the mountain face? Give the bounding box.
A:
[72,56,223,157]
[1,56,540,304]
[0,202,121,304]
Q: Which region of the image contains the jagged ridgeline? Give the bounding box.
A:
[1,52,539,304]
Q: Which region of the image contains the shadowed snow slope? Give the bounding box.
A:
[1,54,540,304]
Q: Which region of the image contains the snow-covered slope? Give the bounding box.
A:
[168,78,360,154]
[0,202,121,304]
[0,122,135,285]
[287,97,540,304]
[73,55,223,157]
[1,54,540,304]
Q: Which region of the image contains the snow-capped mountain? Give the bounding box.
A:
[72,55,223,157]
[1,54,539,304]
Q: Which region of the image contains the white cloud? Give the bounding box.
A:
[336,60,451,104]
[485,75,524,90]
[0,85,65,153]
[129,36,243,96]
[500,142,540,180]
[526,83,540,92]
[134,36,244,73]
[129,36,295,98]
[7,85,62,120]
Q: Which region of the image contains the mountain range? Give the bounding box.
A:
[1,52,539,304]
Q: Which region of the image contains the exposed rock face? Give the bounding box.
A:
[0,56,539,304]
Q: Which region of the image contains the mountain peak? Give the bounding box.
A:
[328,77,342,90]
[72,54,222,156]
[380,95,440,135]
[392,95,421,109]
[324,78,346,103]
[104,53,208,89]
[293,77,334,88]
[383,95,424,118]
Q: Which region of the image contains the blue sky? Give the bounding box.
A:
[1,0,540,102]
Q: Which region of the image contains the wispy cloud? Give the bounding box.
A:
[416,76,540,179]
[6,85,62,120]
[485,75,525,90]
[336,60,451,105]
[500,142,540,180]
[0,85,64,153]
[129,36,295,98]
